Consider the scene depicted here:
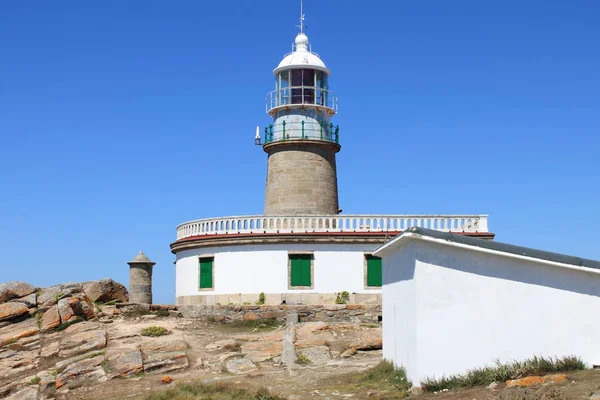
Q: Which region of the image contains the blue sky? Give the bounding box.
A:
[1,1,598,304]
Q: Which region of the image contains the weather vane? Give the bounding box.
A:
[296,0,307,34]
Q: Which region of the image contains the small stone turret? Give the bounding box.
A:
[127,251,155,304]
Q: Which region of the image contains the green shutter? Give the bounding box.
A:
[290,254,311,287]
[199,257,213,289]
[366,255,382,287]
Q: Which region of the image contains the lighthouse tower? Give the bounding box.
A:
[262,20,340,215]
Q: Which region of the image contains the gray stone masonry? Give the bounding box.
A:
[264,141,340,215]
[127,251,155,305]
[178,304,381,324]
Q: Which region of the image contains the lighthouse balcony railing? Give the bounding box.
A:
[176,214,489,240]
[264,121,339,145]
[266,87,338,113]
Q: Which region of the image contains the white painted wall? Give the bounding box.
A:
[381,239,600,386]
[175,243,381,297]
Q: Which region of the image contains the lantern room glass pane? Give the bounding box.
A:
[291,69,303,104]
[278,71,290,106]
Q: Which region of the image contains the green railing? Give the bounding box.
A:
[264,121,340,144]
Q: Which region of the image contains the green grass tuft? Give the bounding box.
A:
[335,291,350,304]
[226,318,282,332]
[28,376,41,385]
[140,326,169,337]
[295,352,311,365]
[421,355,585,392]
[364,360,412,392]
[140,381,286,400]
[153,309,170,317]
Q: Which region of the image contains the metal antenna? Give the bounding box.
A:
[296,0,306,34]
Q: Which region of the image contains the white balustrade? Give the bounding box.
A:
[175,214,489,240]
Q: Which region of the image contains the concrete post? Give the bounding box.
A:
[127,250,156,304]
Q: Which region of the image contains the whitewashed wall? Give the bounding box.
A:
[175,243,381,298]
[382,239,600,386]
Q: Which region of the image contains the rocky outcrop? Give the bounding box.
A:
[106,349,143,378]
[0,318,39,347]
[57,294,95,323]
[0,279,192,399]
[9,293,37,308]
[58,323,107,358]
[56,353,107,389]
[82,279,128,303]
[0,282,37,304]
[40,306,61,332]
[0,303,29,322]
[142,351,189,374]
[226,357,258,374]
[506,374,568,388]
[297,345,331,365]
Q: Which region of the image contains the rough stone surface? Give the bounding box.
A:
[0,318,39,347]
[139,340,188,353]
[0,282,37,304]
[340,348,357,358]
[58,328,107,358]
[57,294,95,323]
[5,386,38,400]
[264,142,340,215]
[205,339,239,352]
[38,369,56,399]
[179,304,381,324]
[0,303,29,322]
[296,322,329,339]
[83,279,128,303]
[348,330,382,351]
[241,340,283,363]
[9,293,37,308]
[64,321,101,334]
[129,264,153,304]
[0,349,39,379]
[226,358,258,374]
[297,345,331,365]
[37,282,83,310]
[56,354,107,389]
[106,349,143,378]
[40,305,61,332]
[142,351,189,374]
[505,374,568,388]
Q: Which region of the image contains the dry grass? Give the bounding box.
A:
[315,360,411,399]
[140,381,286,400]
[421,355,585,392]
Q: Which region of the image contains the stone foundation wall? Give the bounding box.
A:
[178,304,382,324]
[176,292,381,307]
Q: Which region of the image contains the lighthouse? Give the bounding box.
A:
[170,5,493,308]
[262,16,340,215]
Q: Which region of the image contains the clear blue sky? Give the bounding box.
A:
[1,1,598,304]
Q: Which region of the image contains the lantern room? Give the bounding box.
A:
[264,33,339,145]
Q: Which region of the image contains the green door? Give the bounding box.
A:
[290,254,311,287]
[366,255,382,287]
[199,257,213,289]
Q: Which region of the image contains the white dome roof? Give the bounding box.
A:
[273,33,329,75]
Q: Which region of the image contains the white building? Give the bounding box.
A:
[374,227,600,386]
[170,11,494,307]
